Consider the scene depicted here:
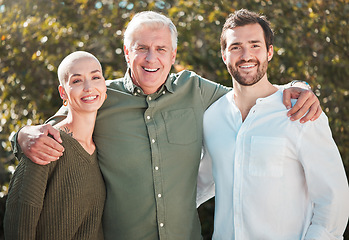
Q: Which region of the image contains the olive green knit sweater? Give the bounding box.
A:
[4,131,106,240]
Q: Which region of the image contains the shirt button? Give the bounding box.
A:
[148,96,152,100]
[162,91,166,95]
[155,166,159,170]
[152,139,155,143]
[158,194,162,198]
[134,93,137,96]
[147,116,150,120]
[160,223,164,227]
[137,89,141,93]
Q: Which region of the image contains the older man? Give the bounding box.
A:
[14,11,321,240]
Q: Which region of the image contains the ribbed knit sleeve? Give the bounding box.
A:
[4,131,105,240]
[4,155,53,239]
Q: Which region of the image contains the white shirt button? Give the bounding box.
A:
[160,223,164,227]
[148,96,152,100]
[152,139,155,143]
[162,91,166,95]
[155,166,159,170]
[137,89,141,93]
[147,116,150,120]
[158,194,162,198]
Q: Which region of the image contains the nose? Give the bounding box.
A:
[145,49,157,63]
[84,80,93,93]
[240,48,253,61]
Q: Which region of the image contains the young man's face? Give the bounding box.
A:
[124,26,177,94]
[222,23,273,86]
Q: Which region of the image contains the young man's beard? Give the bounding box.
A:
[228,58,268,86]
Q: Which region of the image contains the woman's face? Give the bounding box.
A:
[59,57,106,114]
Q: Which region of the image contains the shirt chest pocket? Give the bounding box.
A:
[249,136,287,178]
[162,108,197,145]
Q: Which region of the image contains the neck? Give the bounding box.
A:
[55,109,97,153]
[233,76,278,121]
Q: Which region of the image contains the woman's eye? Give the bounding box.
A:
[72,79,81,84]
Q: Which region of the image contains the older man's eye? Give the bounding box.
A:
[136,46,147,51]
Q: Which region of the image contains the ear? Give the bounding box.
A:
[221,49,227,65]
[58,85,67,100]
[267,45,274,62]
[171,48,177,65]
[124,45,130,63]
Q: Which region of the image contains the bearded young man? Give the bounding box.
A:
[201,9,349,240]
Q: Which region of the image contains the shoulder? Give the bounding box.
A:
[170,70,230,92]
[106,78,125,90]
[205,91,232,116]
[170,70,218,85]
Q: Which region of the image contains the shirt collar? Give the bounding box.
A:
[123,68,174,95]
[228,88,283,105]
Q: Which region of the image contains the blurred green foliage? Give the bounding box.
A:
[0,0,348,239]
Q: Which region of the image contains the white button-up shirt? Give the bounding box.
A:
[200,90,349,240]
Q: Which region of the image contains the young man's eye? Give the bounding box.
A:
[93,76,101,80]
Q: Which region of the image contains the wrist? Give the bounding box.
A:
[290,80,311,90]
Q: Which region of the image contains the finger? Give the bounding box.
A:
[31,142,63,161]
[290,100,314,121]
[46,125,62,143]
[299,102,318,123]
[310,105,323,121]
[27,137,63,160]
[44,137,65,153]
[31,156,52,166]
[289,94,315,121]
[282,89,292,110]
[287,94,309,117]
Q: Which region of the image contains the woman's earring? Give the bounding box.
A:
[63,99,68,106]
[105,94,108,100]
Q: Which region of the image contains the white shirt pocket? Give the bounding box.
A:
[249,136,287,178]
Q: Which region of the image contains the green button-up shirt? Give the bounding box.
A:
[15,69,230,240]
[96,70,229,240]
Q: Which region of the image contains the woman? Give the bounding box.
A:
[4,51,107,239]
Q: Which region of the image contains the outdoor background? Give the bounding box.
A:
[0,0,348,239]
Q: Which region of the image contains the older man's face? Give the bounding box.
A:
[124,26,177,94]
